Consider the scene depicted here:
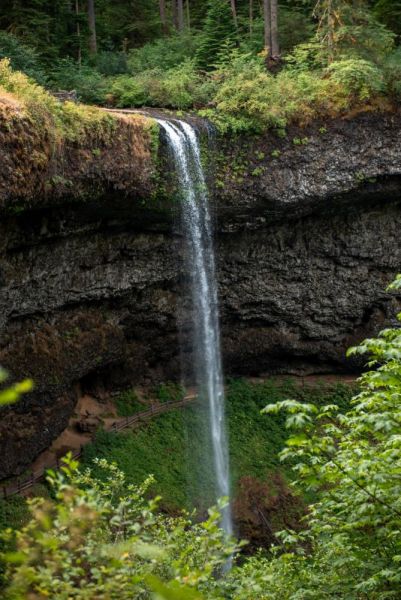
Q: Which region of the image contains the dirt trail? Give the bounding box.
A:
[31,394,132,475]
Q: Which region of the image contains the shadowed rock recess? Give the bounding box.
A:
[0,110,400,478]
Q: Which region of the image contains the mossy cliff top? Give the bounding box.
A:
[0,59,158,214]
[1,58,400,225]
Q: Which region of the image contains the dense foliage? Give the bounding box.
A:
[2,283,401,597]
[229,275,401,598]
[1,458,236,599]
[82,378,354,512]
[0,1,399,132]
[0,57,118,143]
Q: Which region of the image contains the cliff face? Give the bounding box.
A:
[0,110,400,478]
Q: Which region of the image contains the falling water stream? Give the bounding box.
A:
[157,118,233,539]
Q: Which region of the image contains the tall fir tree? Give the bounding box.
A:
[195,0,237,70]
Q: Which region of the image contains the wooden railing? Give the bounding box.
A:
[1,394,197,499]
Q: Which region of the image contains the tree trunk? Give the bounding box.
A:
[230,0,238,27]
[177,0,184,31]
[270,0,279,57]
[159,0,169,34]
[263,0,271,53]
[172,0,177,30]
[327,0,335,62]
[75,0,81,67]
[186,0,191,30]
[87,0,97,54]
[249,0,253,36]
[172,0,178,30]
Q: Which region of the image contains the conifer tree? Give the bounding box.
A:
[195,0,237,71]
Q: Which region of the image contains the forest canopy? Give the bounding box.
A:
[0,0,400,132]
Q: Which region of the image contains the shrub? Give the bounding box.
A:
[157,60,204,109]
[155,382,186,403]
[383,47,401,98]
[1,457,235,599]
[249,276,401,599]
[204,52,329,133]
[284,39,327,72]
[109,73,150,107]
[49,58,108,104]
[94,50,128,76]
[0,31,47,86]
[115,389,144,417]
[203,48,393,134]
[110,61,205,109]
[326,58,385,102]
[0,59,134,149]
[128,32,200,74]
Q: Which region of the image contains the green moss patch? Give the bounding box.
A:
[81,378,356,513]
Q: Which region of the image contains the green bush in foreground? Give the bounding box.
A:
[224,275,401,599]
[1,458,235,600]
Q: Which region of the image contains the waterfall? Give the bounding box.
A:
[157,118,233,538]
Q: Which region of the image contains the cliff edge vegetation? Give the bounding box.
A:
[0,0,400,134]
[0,59,157,212]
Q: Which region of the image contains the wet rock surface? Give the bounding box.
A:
[0,112,400,478]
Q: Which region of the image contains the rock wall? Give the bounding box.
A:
[0,110,400,478]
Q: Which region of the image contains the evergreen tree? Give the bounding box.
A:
[196,0,237,70]
[0,0,77,65]
[374,0,401,39]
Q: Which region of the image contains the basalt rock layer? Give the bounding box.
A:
[0,109,400,478]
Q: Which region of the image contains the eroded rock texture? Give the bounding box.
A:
[0,111,400,478]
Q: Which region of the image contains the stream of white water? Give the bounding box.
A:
[157,118,233,539]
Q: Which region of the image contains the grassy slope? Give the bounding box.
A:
[81,378,356,513]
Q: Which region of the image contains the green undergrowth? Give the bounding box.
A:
[0,58,151,146]
[0,484,49,586]
[0,58,114,143]
[0,496,30,532]
[115,383,186,416]
[114,390,144,417]
[153,382,186,403]
[81,378,356,513]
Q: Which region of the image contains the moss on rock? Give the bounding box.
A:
[0,59,158,213]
